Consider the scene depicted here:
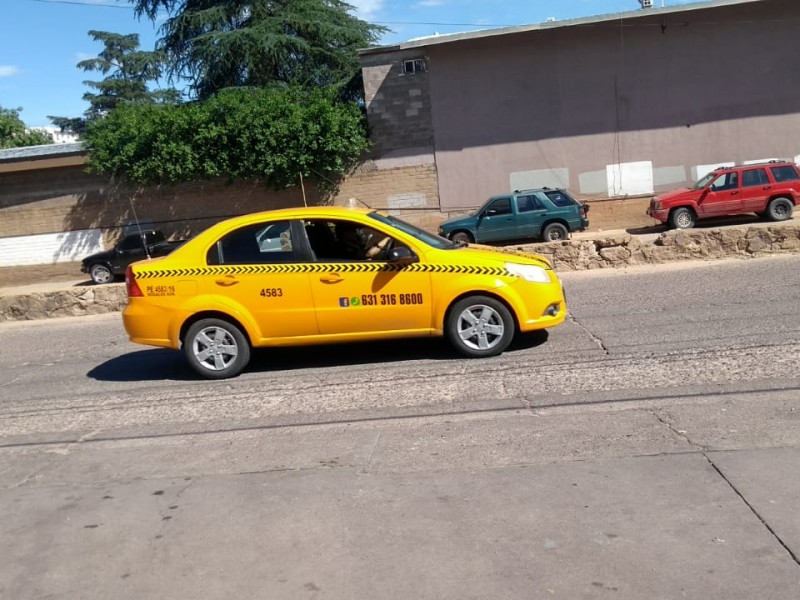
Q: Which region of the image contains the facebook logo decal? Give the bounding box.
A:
[339,297,350,308]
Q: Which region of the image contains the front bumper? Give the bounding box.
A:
[646,207,669,222]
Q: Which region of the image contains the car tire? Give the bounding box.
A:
[446,295,515,358]
[669,207,696,229]
[450,231,472,244]
[89,263,113,285]
[184,318,251,379]
[766,197,794,222]
[542,223,569,242]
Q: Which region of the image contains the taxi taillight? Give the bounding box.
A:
[125,266,144,297]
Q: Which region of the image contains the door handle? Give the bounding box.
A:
[215,275,239,287]
[320,273,344,284]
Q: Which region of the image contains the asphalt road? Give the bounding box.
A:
[1,255,799,599]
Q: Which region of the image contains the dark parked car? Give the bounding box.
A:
[438,188,589,244]
[81,230,184,284]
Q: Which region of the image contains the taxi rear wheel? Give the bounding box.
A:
[184,318,251,379]
[446,296,515,358]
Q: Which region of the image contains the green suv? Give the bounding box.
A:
[438,188,589,244]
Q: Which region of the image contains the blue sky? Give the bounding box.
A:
[3,0,696,127]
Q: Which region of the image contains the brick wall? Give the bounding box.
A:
[0,161,442,265]
[361,50,434,155]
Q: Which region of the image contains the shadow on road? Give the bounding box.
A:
[88,331,549,382]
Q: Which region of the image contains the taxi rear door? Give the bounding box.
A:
[205,219,318,340]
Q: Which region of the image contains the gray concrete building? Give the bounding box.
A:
[359,0,800,212]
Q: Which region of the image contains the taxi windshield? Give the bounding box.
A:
[368,212,458,250]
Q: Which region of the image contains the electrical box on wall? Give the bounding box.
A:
[639,0,653,7]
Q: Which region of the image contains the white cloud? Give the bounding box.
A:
[0,66,20,77]
[348,0,384,20]
[413,0,444,7]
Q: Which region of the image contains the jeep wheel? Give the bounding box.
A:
[446,295,515,358]
[90,263,113,285]
[542,223,569,242]
[766,197,794,222]
[451,231,472,245]
[184,318,251,379]
[669,207,696,229]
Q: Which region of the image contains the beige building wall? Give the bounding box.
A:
[360,0,800,212]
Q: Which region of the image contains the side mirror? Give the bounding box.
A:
[387,247,419,264]
[484,209,497,217]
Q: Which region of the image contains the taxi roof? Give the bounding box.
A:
[192,205,381,241]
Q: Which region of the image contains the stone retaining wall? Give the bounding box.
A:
[1,224,798,322]
[527,224,800,271]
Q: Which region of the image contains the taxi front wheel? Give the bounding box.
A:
[446,296,515,358]
[184,318,251,379]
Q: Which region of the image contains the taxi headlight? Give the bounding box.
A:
[505,262,551,283]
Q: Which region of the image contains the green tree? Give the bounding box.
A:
[0,107,53,149]
[84,86,370,188]
[129,0,386,101]
[49,30,180,134]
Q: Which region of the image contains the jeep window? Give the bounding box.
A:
[517,195,544,212]
[742,168,769,188]
[484,198,512,216]
[770,165,800,182]
[693,172,718,190]
[544,191,575,207]
[710,172,738,191]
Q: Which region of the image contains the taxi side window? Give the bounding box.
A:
[208,221,295,265]
[304,219,400,262]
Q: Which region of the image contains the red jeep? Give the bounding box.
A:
[647,161,799,229]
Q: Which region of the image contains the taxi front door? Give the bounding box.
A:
[309,259,433,337]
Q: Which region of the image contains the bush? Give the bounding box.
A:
[84,86,370,189]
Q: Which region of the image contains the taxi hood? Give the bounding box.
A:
[454,243,553,270]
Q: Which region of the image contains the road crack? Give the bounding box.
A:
[568,314,610,355]
[705,454,800,567]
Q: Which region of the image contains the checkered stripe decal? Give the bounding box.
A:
[134,262,514,279]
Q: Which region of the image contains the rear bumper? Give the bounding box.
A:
[123,300,182,349]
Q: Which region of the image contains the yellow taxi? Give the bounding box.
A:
[123,206,566,378]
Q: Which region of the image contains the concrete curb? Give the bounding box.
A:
[1,223,799,322]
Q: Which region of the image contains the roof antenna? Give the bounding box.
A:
[128,197,151,260]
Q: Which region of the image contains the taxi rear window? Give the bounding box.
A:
[208,221,295,265]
